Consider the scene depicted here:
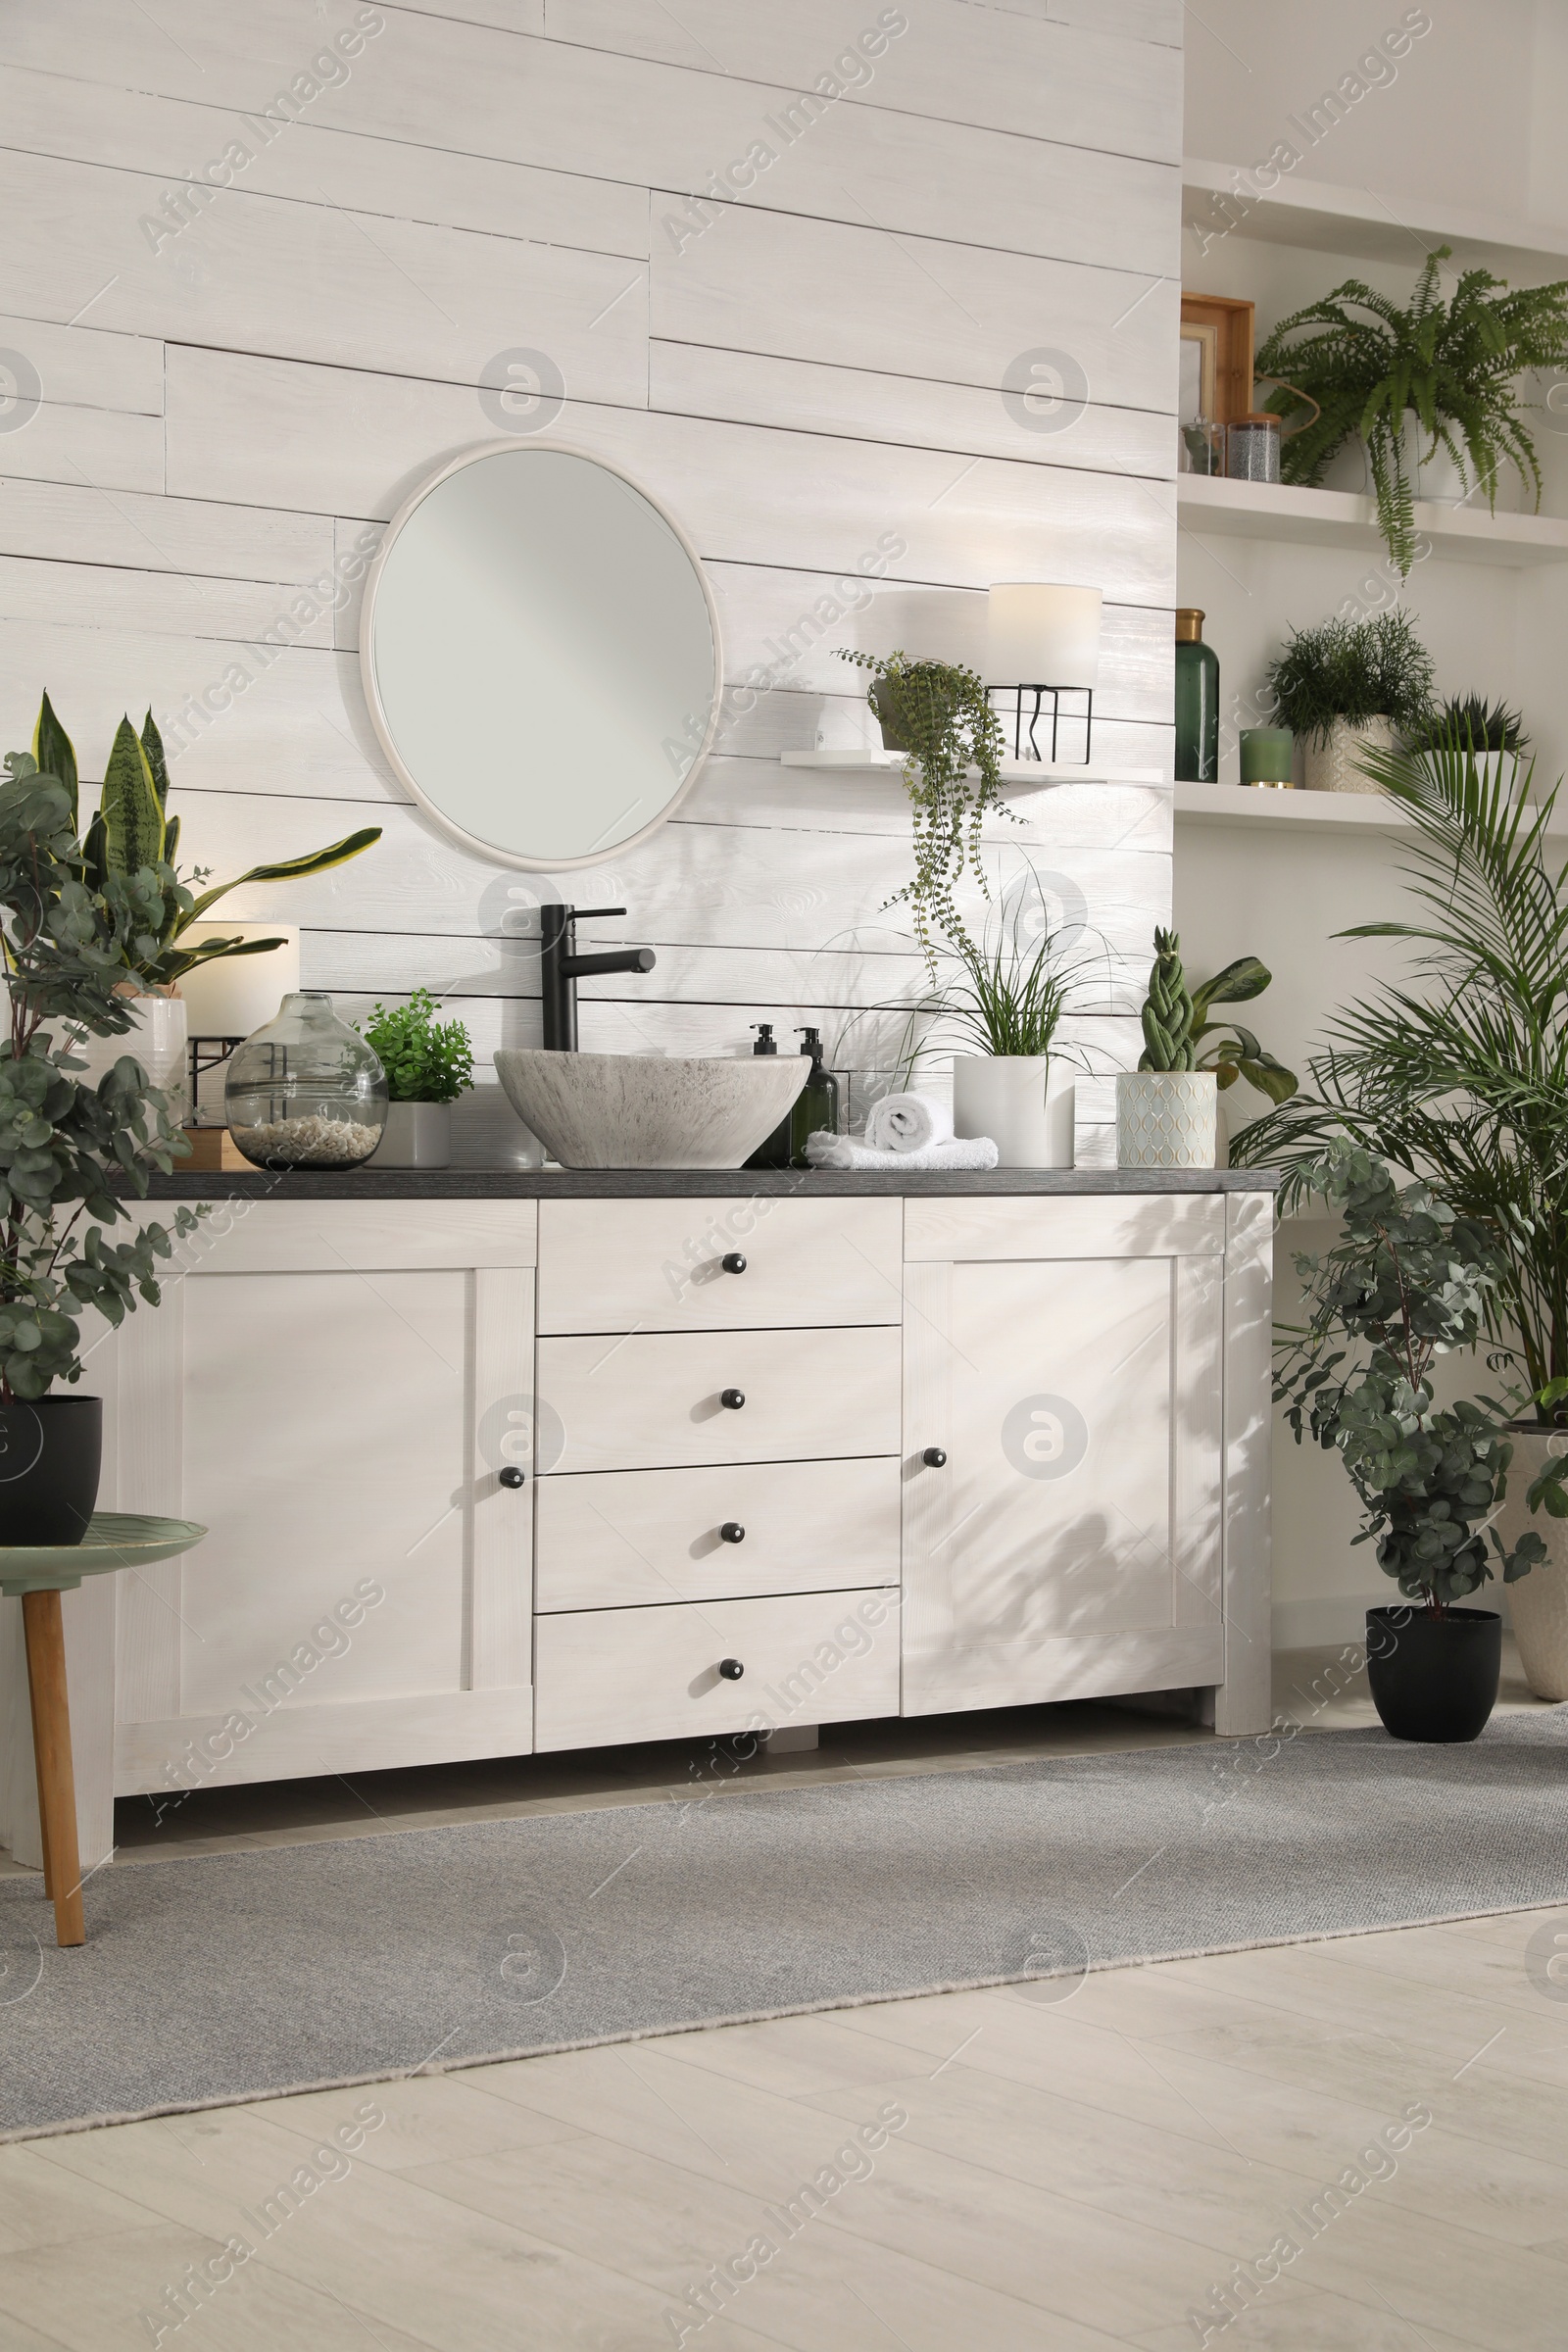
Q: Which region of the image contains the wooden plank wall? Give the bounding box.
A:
[0,0,1181,1158]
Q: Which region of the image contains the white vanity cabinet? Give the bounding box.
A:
[105,1201,538,1817]
[12,1176,1272,1873]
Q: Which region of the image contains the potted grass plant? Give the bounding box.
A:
[1232,733,1568,1696]
[1275,1141,1561,1742]
[1265,612,1434,795]
[1,759,201,1540]
[941,904,1087,1169]
[1255,247,1568,574]
[360,989,475,1169]
[1407,694,1529,794]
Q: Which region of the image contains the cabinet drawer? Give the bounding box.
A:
[535,1458,902,1610]
[535,1326,902,1473]
[534,1588,900,1750]
[537,1197,903,1333]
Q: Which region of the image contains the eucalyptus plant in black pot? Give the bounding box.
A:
[1,758,200,1542]
[1275,1141,1563,1741]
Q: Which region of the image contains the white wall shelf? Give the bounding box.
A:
[1182,156,1568,281]
[1175,779,1566,838]
[1177,473,1568,567]
[780,753,1166,786]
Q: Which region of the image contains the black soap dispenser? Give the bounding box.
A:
[789,1027,840,1167]
[744,1023,792,1170]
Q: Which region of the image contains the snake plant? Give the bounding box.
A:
[1137,929,1197,1071]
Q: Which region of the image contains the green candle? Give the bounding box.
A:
[1240,726,1294,787]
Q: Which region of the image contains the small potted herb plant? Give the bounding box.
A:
[1275,1142,1564,1741]
[360,989,474,1168]
[1265,611,1434,795]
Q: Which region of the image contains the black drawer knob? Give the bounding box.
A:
[498,1465,527,1489]
[720,1388,746,1410]
[718,1657,745,1680]
[719,1522,746,1544]
[721,1251,747,1274]
[922,1446,948,1469]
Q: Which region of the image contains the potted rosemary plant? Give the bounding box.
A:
[1265,612,1434,795]
[837,649,1009,967]
[1,759,200,1540]
[1231,734,1568,1696]
[1275,1142,1560,1742]
[361,989,475,1169]
[1256,247,1568,574]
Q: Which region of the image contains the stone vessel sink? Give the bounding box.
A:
[493,1050,808,1170]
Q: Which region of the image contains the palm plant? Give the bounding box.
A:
[1231,738,1568,1420]
[1255,247,1568,574]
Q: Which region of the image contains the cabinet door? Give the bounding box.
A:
[114,1263,535,1792]
[902,1245,1223,1714]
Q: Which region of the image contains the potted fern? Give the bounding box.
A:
[1256,248,1568,574]
[1265,612,1434,795]
[360,990,475,1168]
[837,649,1009,968]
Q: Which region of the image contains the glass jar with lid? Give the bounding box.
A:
[225,993,388,1170]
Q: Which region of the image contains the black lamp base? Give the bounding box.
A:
[990,685,1094,764]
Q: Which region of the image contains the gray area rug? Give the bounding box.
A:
[4,1714,1567,2139]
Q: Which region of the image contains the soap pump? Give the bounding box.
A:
[745,1023,792,1169]
[789,1026,841,1166]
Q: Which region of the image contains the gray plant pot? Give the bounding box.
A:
[368,1101,452,1168]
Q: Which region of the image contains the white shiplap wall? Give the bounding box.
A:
[0,0,1180,1153]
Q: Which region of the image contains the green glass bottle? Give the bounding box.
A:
[788,1027,840,1167]
[1174,607,1220,782]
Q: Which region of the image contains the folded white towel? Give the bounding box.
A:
[864,1091,955,1154]
[806,1132,999,1172]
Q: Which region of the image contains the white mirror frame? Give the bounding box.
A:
[358,438,725,873]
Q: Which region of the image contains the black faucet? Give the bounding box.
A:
[539,905,657,1052]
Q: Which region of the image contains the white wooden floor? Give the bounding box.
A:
[2,1650,1563,2351]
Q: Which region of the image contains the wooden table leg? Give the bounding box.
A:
[21,1591,85,1948]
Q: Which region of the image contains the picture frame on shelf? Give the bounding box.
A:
[1180,293,1255,423]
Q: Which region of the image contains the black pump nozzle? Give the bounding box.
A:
[751,1022,778,1054]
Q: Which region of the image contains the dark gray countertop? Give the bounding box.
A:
[141,1166,1281,1200]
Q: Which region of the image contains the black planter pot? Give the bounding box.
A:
[0,1396,103,1545]
[1365,1605,1502,1743]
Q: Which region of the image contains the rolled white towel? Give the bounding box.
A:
[864,1091,954,1154]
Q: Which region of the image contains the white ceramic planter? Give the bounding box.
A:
[1116,1069,1217,1169]
[1302,716,1397,795]
[67,994,188,1119]
[1496,1429,1568,1699]
[367,1101,453,1168]
[952,1055,1074,1168]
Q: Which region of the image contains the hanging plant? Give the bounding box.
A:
[1255,247,1568,575]
[837,648,1010,966]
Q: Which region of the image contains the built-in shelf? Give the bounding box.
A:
[1182,156,1568,281]
[1177,472,1568,567]
[1175,779,1566,838]
[780,752,1165,785]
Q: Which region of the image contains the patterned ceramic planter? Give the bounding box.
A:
[1116,1069,1217,1170]
[1302,716,1396,795]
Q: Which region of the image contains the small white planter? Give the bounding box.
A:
[952,1055,1074,1168]
[367,1101,452,1168]
[1302,716,1397,795]
[67,994,188,1119]
[1116,1069,1217,1170]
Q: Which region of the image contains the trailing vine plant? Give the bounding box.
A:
[837,649,1009,968]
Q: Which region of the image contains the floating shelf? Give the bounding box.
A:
[1182,156,1568,280]
[1177,472,1568,567]
[1175,780,1567,839]
[780,752,1165,786]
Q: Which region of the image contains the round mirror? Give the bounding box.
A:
[361,442,722,871]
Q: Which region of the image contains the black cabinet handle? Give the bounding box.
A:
[499,1465,527,1489]
[721,1251,747,1274]
[718,1657,745,1680]
[720,1388,746,1410]
[922,1446,948,1469]
[719,1522,746,1544]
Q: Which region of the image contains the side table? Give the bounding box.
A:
[2,1514,206,1946]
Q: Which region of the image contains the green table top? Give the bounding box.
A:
[0,1513,207,1595]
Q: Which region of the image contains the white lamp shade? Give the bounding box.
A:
[986,584,1102,688]
[176,923,302,1038]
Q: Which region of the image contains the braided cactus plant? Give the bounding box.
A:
[1137,928,1198,1072]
